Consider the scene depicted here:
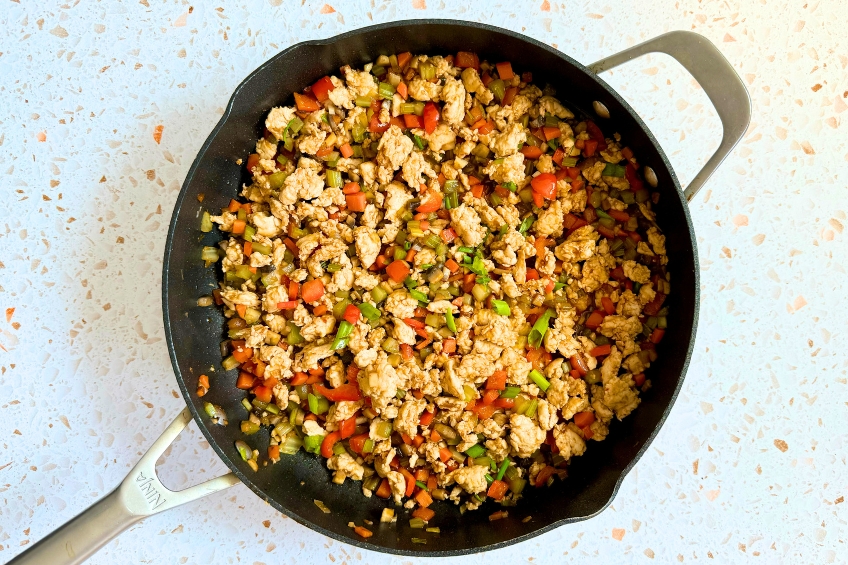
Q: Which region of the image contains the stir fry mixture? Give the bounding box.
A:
[198,51,670,524]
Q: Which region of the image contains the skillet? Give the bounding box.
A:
[9,19,749,564]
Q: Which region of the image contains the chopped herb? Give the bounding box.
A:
[404,277,418,289]
[553,282,566,292]
[415,480,429,491]
[458,246,475,254]
[413,134,426,150]
[595,208,612,220]
[503,181,517,192]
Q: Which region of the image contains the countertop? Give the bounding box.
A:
[1,1,846,563]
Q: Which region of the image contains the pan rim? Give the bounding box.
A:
[163,18,700,556]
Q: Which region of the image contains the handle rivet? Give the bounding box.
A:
[592,101,610,119]
[643,166,658,187]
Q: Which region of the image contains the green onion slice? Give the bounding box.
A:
[491,299,510,316]
[358,302,381,322]
[445,310,457,333]
[331,320,354,350]
[528,309,555,348]
[409,289,429,304]
[518,215,535,235]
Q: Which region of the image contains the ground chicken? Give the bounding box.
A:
[441,76,467,125]
[482,152,525,185]
[488,123,527,158]
[447,464,488,494]
[376,125,414,184]
[508,414,547,458]
[449,204,487,247]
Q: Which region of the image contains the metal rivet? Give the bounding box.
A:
[643,166,658,188]
[592,100,610,119]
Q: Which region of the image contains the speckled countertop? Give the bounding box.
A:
[1,1,846,563]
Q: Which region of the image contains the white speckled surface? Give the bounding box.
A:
[1,1,847,563]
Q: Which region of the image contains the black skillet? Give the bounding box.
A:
[9,20,750,564]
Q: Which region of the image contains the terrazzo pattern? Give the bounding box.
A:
[1,1,847,563]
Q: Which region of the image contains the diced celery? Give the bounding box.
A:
[355,96,372,108]
[326,169,342,188]
[303,434,324,454]
[200,211,213,232]
[528,369,550,392]
[371,285,388,304]
[243,224,256,242]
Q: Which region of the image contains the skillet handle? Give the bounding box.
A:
[8,408,239,565]
[588,30,751,201]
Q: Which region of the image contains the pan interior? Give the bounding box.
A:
[163,20,698,556]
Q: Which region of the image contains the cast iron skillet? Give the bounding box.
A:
[10,20,750,565]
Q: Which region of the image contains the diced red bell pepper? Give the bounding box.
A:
[625,162,644,191]
[320,431,341,458]
[455,51,480,69]
[650,328,665,343]
[310,76,335,103]
[583,139,598,157]
[343,303,361,324]
[339,415,357,439]
[386,260,411,283]
[502,86,518,106]
[531,173,557,199]
[573,411,595,428]
[368,114,390,134]
[584,310,605,329]
[423,102,440,134]
[643,292,666,315]
[416,192,443,213]
[349,433,370,454]
[485,370,508,390]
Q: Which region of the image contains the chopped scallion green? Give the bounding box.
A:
[528,309,554,348]
[409,289,429,303]
[491,299,510,316]
[445,309,457,333]
[358,302,381,322]
[331,320,354,350]
[518,215,535,235]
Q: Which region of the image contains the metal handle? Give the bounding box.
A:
[8,408,239,565]
[588,30,751,201]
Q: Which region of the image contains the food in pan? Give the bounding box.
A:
[199,50,669,521]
